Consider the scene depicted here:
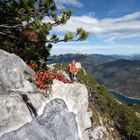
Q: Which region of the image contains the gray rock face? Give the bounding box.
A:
[0,50,90,140]
[0,98,79,140]
[0,49,36,92]
[50,80,92,140]
[0,92,32,136]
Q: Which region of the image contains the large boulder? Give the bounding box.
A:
[26,80,92,140]
[0,98,79,140]
[49,80,92,140]
[0,49,36,92]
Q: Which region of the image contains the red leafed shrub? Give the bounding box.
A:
[29,64,73,90]
[35,71,52,89]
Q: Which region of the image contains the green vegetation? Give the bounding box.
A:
[54,63,140,139]
[0,0,88,63]
[53,63,69,73]
[76,69,140,139]
[130,105,140,113]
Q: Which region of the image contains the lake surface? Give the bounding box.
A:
[110,91,140,105]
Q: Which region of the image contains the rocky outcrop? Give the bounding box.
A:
[0,98,79,140]
[0,83,90,140]
[0,92,32,136]
[24,80,91,140]
[0,49,91,140]
[49,80,91,140]
[0,49,36,92]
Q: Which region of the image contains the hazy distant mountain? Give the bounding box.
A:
[50,54,140,98]
[131,54,140,60]
[50,54,140,64]
[90,60,140,98]
[49,54,101,65]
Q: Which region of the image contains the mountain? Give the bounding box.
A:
[51,54,140,98]
[90,60,140,98]
[50,54,97,64]
[49,54,140,64]
[128,54,140,60]
[89,54,140,61]
[49,54,118,65]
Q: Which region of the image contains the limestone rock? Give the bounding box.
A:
[0,49,36,92]
[49,80,92,140]
[25,80,92,140]
[23,79,91,140]
[0,50,91,140]
[91,126,110,140]
[0,98,79,140]
[0,92,32,136]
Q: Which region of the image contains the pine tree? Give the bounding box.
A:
[0,0,88,63]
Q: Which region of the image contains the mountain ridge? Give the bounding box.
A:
[51,54,140,98]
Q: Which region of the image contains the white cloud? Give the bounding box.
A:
[51,11,140,40]
[54,0,83,8]
[42,11,140,54]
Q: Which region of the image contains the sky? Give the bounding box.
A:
[47,0,140,55]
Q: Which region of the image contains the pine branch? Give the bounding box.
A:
[0,24,22,28]
[0,31,80,44]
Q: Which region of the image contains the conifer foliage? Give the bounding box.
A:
[0,0,88,62]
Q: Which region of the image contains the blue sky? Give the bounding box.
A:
[47,0,140,55]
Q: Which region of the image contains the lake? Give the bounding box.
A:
[110,91,140,105]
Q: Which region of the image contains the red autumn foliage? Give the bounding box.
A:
[29,64,73,90]
[35,71,50,89]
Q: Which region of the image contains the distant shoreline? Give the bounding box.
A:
[109,89,140,100]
